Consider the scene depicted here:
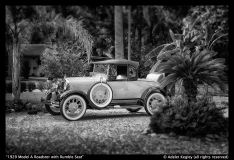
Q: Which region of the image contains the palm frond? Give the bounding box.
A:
[157,48,180,60]
[192,50,217,67]
[149,59,162,73]
[52,15,93,63]
[157,42,176,58]
[209,34,228,50]
[198,75,226,93]
[159,73,180,88]
[144,44,166,60]
[204,24,212,45]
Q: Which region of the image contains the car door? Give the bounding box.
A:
[107,64,127,99]
[124,65,145,99]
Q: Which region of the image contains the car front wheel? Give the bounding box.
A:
[44,93,60,115]
[60,95,87,121]
[144,92,166,116]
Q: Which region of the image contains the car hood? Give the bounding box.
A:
[65,76,106,88]
[65,77,92,88]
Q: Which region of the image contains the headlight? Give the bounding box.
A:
[63,79,71,90]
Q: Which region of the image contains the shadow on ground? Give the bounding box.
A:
[47,111,149,121]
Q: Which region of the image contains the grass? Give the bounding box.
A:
[6,91,229,154]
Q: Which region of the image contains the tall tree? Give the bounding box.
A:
[128,6,131,60]
[6,6,35,103]
[114,6,124,59]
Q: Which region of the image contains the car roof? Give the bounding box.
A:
[92,59,139,68]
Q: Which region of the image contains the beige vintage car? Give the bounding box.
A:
[43,59,167,121]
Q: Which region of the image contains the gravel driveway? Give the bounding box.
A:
[6,108,228,154]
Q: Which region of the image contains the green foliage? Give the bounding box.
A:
[28,82,36,92]
[41,45,89,77]
[144,7,228,102]
[149,96,228,137]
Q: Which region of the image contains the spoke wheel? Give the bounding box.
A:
[145,92,166,115]
[89,82,113,109]
[60,95,87,121]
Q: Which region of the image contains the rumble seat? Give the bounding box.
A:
[146,73,165,82]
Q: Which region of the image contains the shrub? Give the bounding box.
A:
[21,82,27,92]
[41,45,90,78]
[149,95,228,137]
[28,82,36,92]
[6,82,12,93]
[37,82,46,91]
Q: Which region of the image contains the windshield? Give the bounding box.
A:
[93,64,109,75]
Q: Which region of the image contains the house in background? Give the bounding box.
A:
[21,44,48,77]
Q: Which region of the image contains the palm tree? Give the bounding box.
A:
[144,14,227,103]
[114,6,124,59]
[157,49,226,103]
[6,6,93,103]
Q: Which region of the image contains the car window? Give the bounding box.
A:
[116,65,128,80]
[93,64,108,75]
[129,65,137,79]
[109,64,117,77]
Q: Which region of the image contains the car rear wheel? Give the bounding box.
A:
[89,82,113,109]
[126,108,142,113]
[144,92,166,115]
[60,95,87,121]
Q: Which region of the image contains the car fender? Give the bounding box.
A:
[59,89,89,105]
[141,86,167,102]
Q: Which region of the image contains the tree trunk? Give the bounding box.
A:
[136,7,142,55]
[12,42,21,103]
[6,45,13,77]
[183,79,198,103]
[128,6,131,60]
[137,26,142,55]
[132,24,136,53]
[114,6,124,59]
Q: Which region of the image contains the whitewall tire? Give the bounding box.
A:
[60,95,87,121]
[144,92,166,115]
[89,82,113,109]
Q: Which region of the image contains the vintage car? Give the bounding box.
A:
[42,59,167,121]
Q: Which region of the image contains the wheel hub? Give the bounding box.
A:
[150,97,162,110]
[68,103,78,113]
[96,90,105,100]
[151,100,158,108]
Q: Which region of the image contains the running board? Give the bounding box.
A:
[105,105,143,109]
